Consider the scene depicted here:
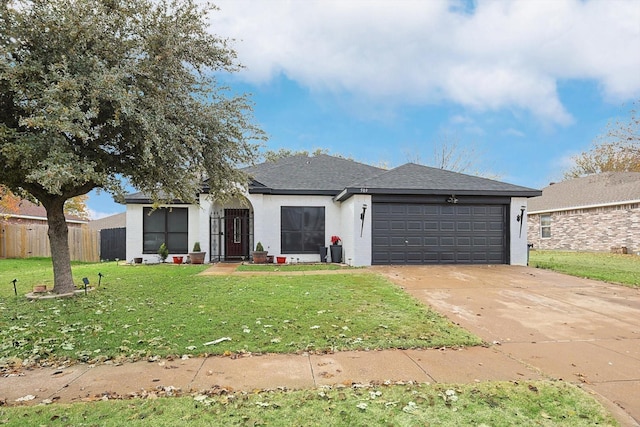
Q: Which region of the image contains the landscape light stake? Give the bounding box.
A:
[11,279,17,296]
[98,272,104,288]
[82,277,90,295]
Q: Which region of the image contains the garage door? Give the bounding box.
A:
[372,203,507,265]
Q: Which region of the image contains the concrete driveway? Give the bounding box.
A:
[373,265,640,425]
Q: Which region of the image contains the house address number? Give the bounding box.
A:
[360,188,369,193]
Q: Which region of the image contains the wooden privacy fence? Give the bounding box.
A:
[0,223,99,262]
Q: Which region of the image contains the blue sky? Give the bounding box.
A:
[87,0,640,219]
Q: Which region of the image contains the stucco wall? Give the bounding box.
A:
[125,203,202,263]
[527,204,640,253]
[248,193,343,263]
[339,194,372,266]
[509,197,529,265]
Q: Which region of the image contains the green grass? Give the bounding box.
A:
[0,381,617,426]
[529,250,640,288]
[0,259,480,367]
[237,263,347,272]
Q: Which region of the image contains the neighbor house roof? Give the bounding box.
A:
[88,212,126,230]
[0,199,87,224]
[335,163,540,200]
[528,172,640,213]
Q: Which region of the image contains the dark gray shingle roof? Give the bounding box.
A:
[244,154,384,194]
[528,172,640,213]
[345,163,539,195]
[125,154,541,202]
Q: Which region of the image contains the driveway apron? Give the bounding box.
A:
[373,265,640,425]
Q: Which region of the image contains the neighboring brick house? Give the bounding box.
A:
[527,172,640,253]
[0,198,87,227]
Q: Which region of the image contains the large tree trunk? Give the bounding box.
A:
[42,197,76,294]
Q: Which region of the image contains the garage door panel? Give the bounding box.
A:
[391,205,407,215]
[440,236,455,246]
[406,236,422,246]
[440,221,455,231]
[457,237,471,247]
[473,222,487,231]
[424,221,438,230]
[489,221,504,231]
[407,221,422,231]
[372,202,507,265]
[407,205,423,215]
[390,236,407,247]
[374,220,390,231]
[457,222,471,231]
[390,221,406,230]
[424,237,438,246]
[456,252,471,262]
[440,206,455,215]
[373,236,390,246]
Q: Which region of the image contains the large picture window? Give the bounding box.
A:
[540,214,551,238]
[143,207,188,253]
[281,207,325,254]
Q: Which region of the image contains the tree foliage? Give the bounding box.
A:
[0,185,89,220]
[404,132,500,178]
[262,148,330,163]
[564,102,640,179]
[0,0,264,293]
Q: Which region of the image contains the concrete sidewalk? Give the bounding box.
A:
[2,347,543,404]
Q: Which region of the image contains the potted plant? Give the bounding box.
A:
[330,235,342,263]
[252,242,268,264]
[189,241,206,264]
[157,243,169,263]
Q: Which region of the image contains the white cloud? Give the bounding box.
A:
[210,0,640,125]
[502,128,525,138]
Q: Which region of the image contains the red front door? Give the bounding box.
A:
[224,209,249,260]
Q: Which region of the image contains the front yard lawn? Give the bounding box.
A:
[0,259,480,368]
[529,250,640,288]
[0,381,617,426]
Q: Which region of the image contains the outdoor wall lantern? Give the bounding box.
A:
[447,195,458,204]
[516,205,526,237]
[360,204,368,237]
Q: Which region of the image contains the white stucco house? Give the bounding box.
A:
[124,154,541,266]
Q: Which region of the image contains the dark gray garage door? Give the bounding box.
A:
[372,203,507,264]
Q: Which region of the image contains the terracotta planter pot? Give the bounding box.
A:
[189,252,206,264]
[252,251,268,264]
[172,256,184,264]
[276,256,286,264]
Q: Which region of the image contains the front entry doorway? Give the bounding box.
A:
[224,209,250,260]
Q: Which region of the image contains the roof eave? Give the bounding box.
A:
[336,187,541,202]
[529,198,640,214]
[248,188,340,196]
